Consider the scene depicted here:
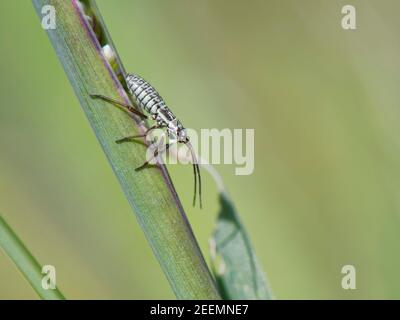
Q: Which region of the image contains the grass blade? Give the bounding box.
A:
[211,193,273,299]
[0,215,65,299]
[203,164,273,299]
[31,0,220,299]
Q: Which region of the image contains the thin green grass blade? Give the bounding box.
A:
[0,215,65,300]
[31,0,219,299]
[210,192,273,300]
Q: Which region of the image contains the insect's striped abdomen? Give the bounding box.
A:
[125,73,185,137]
[125,73,166,115]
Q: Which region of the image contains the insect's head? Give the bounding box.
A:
[168,119,189,143]
[177,128,189,143]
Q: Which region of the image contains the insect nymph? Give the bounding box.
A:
[91,73,202,208]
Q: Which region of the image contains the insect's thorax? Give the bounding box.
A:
[126,73,188,142]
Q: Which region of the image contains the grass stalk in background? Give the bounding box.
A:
[201,164,273,299]
[32,0,220,299]
[0,215,65,300]
[211,192,273,299]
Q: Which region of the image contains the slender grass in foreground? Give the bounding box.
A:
[0,215,65,299]
[32,0,220,299]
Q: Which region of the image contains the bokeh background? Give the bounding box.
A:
[1,0,400,299]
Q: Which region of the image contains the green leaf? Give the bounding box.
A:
[211,192,273,299]
[32,0,220,299]
[0,215,65,300]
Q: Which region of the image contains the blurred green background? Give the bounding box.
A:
[1,0,400,299]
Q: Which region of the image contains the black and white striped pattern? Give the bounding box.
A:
[125,73,185,138]
[125,73,167,115]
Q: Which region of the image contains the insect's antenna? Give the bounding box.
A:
[186,142,202,209]
[196,162,202,209]
[192,160,197,207]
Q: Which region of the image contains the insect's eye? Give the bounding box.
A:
[178,129,187,140]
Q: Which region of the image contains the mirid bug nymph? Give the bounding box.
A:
[91,73,202,208]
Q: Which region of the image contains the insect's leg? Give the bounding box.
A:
[135,138,172,171]
[90,94,148,119]
[115,125,160,144]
